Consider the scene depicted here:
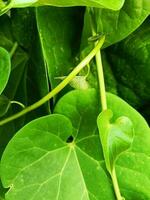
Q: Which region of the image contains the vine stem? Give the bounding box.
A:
[88,8,123,200]
[89,10,107,111]
[95,45,107,110]
[0,36,105,126]
[111,167,125,200]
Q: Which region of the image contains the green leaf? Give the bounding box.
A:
[1,89,150,199]
[26,33,50,116]
[97,109,134,173]
[54,89,101,141]
[36,7,84,90]
[1,114,115,200]
[0,95,11,117]
[55,89,150,199]
[0,13,28,102]
[81,0,150,48]
[107,19,150,109]
[0,0,124,15]
[0,15,13,51]
[4,47,28,100]
[35,0,124,10]
[0,111,16,157]
[0,14,13,49]
[0,47,11,95]
[15,8,51,117]
[11,8,36,49]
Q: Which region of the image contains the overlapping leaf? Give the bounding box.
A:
[81,0,150,48]
[97,109,134,173]
[107,19,150,109]
[36,7,84,90]
[1,89,150,200]
[0,0,124,16]
[35,0,124,10]
[1,114,115,200]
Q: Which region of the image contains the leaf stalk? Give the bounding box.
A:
[111,167,125,200]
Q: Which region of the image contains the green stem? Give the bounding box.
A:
[95,46,107,110]
[10,42,18,58]
[89,9,107,111]
[0,36,105,126]
[11,101,25,109]
[111,167,125,200]
[88,8,123,200]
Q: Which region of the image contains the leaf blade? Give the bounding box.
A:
[0,47,11,95]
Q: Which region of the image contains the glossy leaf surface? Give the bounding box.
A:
[1,89,150,200]
[1,114,115,200]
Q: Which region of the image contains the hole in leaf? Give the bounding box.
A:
[66,135,74,143]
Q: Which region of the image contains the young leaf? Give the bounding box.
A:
[0,47,11,95]
[97,109,134,173]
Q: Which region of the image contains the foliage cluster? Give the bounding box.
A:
[0,0,150,199]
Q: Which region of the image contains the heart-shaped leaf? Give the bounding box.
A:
[0,47,11,95]
[1,114,115,200]
[97,109,134,173]
[1,89,150,199]
[55,89,150,199]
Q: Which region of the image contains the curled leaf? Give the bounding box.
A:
[97,109,134,173]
